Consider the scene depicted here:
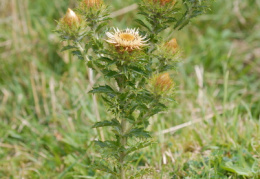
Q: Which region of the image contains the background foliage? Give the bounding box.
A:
[0,0,260,178]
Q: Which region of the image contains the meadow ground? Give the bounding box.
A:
[0,0,260,178]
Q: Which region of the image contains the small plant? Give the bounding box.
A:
[56,0,213,178]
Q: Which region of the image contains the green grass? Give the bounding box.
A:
[0,0,260,178]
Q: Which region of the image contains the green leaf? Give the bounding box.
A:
[126,141,153,155]
[148,103,167,117]
[101,95,113,106]
[135,19,151,32]
[99,56,116,66]
[61,45,76,52]
[94,140,118,149]
[165,17,177,23]
[129,66,147,76]
[111,126,121,135]
[137,90,154,103]
[94,141,109,148]
[90,85,116,94]
[87,61,94,69]
[129,104,138,114]
[221,162,253,177]
[125,115,135,124]
[99,57,113,63]
[102,70,119,78]
[96,22,109,32]
[125,128,151,138]
[92,119,120,128]
[93,60,105,69]
[72,50,84,60]
[129,168,155,179]
[91,160,117,175]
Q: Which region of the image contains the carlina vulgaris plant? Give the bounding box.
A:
[56,0,213,178]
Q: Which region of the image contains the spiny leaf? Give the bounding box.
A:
[90,85,116,94]
[129,168,156,179]
[126,141,153,155]
[92,119,120,128]
[72,50,84,60]
[129,66,148,76]
[96,22,109,33]
[125,128,151,138]
[102,70,119,78]
[91,160,117,175]
[135,19,152,32]
[99,57,113,62]
[94,140,118,149]
[61,45,76,52]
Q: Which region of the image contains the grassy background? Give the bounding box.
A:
[0,0,260,178]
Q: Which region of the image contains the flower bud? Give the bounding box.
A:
[153,73,174,94]
[81,0,103,8]
[165,38,179,54]
[61,8,81,28]
[149,0,176,6]
[58,8,82,37]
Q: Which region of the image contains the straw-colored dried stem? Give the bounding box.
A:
[77,42,105,141]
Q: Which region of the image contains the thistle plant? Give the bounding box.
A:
[56,0,213,178]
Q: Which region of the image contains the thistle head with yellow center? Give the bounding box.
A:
[106,28,148,52]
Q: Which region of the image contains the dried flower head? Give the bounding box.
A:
[153,73,174,94]
[106,28,148,51]
[61,8,81,28]
[165,38,179,54]
[81,0,103,8]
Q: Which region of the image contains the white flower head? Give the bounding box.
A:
[106,28,148,51]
